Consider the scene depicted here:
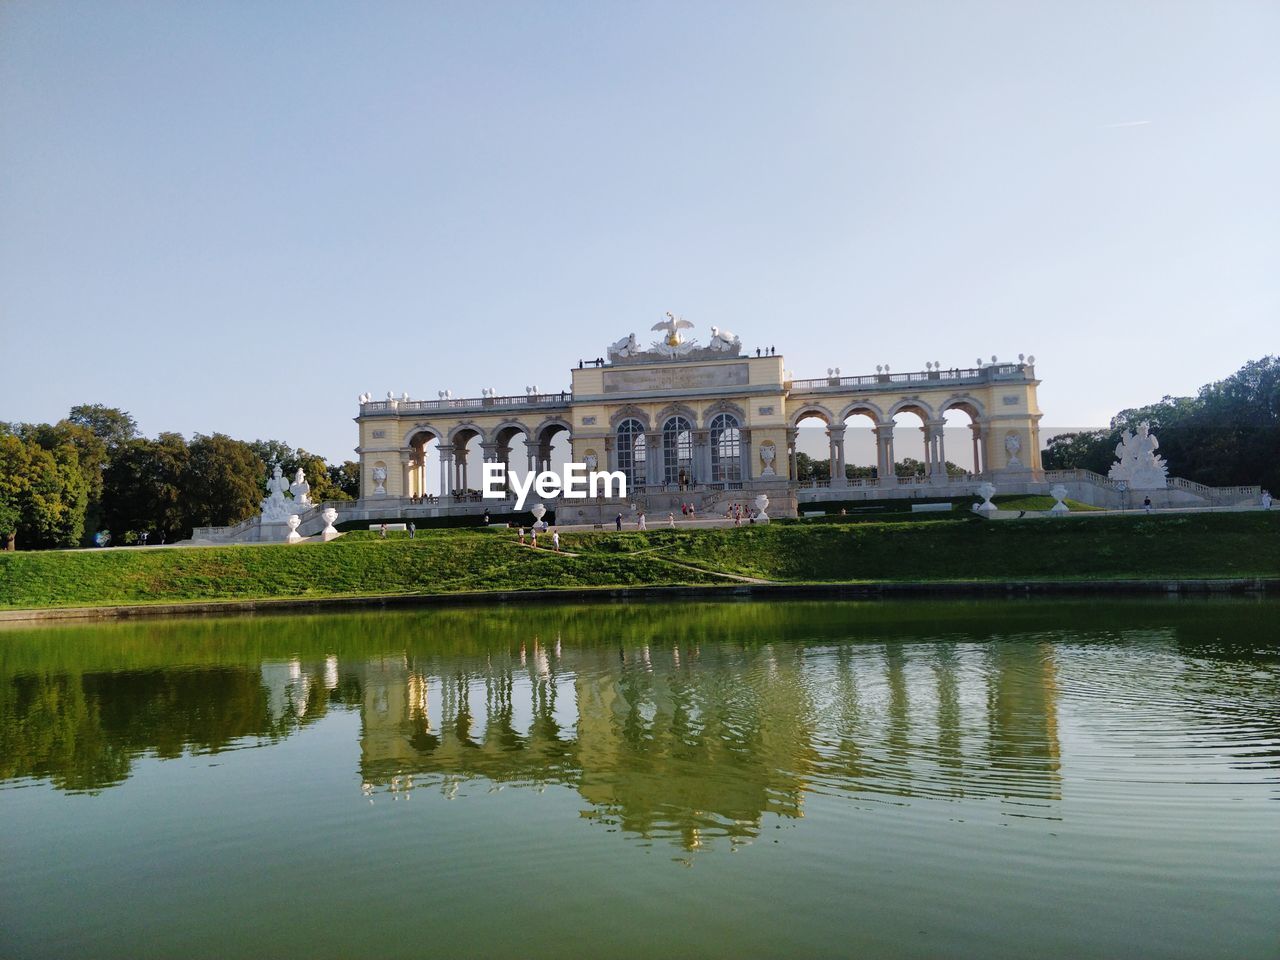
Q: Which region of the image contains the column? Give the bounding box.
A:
[603,436,615,474]
[694,430,711,485]
[523,438,538,475]
[646,432,663,487]
[439,449,454,498]
[970,423,984,476]
[875,425,897,485]
[786,428,798,482]
[400,451,413,499]
[740,429,753,482]
[934,422,947,481]
[827,424,846,487]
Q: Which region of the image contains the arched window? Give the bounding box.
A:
[710,413,741,483]
[662,416,694,485]
[616,419,646,488]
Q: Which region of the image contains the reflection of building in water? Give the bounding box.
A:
[347,636,1064,850]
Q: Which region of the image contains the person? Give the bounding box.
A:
[1143,496,1152,514]
[140,531,149,546]
[408,521,416,539]
[380,522,387,539]
[756,347,761,357]
[839,507,847,516]
[483,509,491,525]
[552,528,560,551]
[615,513,623,531]
[1261,491,1272,510]
[638,512,647,530]
[668,512,675,527]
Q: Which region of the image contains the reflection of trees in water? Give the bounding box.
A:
[0,665,325,794]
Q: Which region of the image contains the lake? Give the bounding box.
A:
[1,599,1277,959]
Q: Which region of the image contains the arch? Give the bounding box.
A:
[702,399,747,428]
[836,400,886,427]
[401,422,444,446]
[885,397,935,421]
[447,421,486,445]
[655,402,698,427]
[533,416,573,443]
[609,405,651,431]
[789,403,834,427]
[490,419,533,445]
[938,394,985,420]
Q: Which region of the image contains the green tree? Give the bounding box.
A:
[67,404,138,453]
[327,460,360,499]
[182,434,264,533]
[0,431,90,549]
[102,433,191,543]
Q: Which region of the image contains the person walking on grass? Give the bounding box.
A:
[552,528,560,552]
[518,527,526,545]
[638,512,647,531]
[615,513,623,532]
[531,528,538,549]
[380,522,387,539]
[408,521,416,539]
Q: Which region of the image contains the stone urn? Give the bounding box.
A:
[531,503,546,528]
[754,493,770,523]
[1049,484,1070,515]
[286,514,303,543]
[974,482,997,514]
[321,507,340,541]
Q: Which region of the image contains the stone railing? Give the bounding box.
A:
[789,363,1029,393]
[360,392,571,415]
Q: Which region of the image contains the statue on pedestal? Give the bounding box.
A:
[1108,422,1169,490]
[261,466,293,523]
[289,468,313,508]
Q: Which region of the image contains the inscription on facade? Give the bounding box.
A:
[758,405,774,415]
[1002,394,1020,406]
[603,362,749,394]
[371,429,386,438]
[581,415,597,425]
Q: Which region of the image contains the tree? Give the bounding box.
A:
[182,434,264,533]
[102,433,191,543]
[0,432,90,549]
[327,460,360,499]
[67,405,138,454]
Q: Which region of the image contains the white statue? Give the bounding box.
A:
[289,468,312,507]
[371,464,387,496]
[974,481,997,513]
[651,311,693,347]
[321,507,340,541]
[708,326,741,352]
[1108,421,1169,490]
[261,465,292,523]
[759,442,777,477]
[754,493,770,523]
[584,452,599,472]
[286,514,303,544]
[1005,433,1022,467]
[608,332,640,359]
[1049,483,1069,514]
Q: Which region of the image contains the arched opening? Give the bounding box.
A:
[534,420,572,477]
[889,404,931,482]
[709,413,741,483]
[940,401,983,476]
[493,423,531,499]
[615,418,647,490]
[449,427,484,500]
[407,430,441,502]
[791,410,832,486]
[837,406,882,484]
[662,416,694,487]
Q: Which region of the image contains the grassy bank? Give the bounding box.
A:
[1,512,1277,610]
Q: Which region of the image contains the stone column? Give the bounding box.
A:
[400,450,413,499]
[694,429,711,485]
[740,428,753,482]
[439,449,454,498]
[786,428,798,482]
[935,422,947,481]
[603,436,615,473]
[523,438,538,475]
[828,424,846,487]
[875,425,897,486]
[971,423,985,476]
[646,432,663,487]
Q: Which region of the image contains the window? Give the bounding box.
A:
[710,413,741,482]
[662,416,694,485]
[616,419,646,487]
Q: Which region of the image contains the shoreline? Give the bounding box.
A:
[2,576,1276,623]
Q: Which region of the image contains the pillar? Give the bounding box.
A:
[827,424,846,487]
[786,428,798,482]
[400,450,413,499]
[694,429,711,486]
[971,422,985,476]
[741,429,753,482]
[646,432,663,487]
[439,449,454,498]
[875,425,897,485]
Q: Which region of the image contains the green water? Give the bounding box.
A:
[1,600,1277,959]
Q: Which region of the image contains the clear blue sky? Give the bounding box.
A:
[2,1,1276,463]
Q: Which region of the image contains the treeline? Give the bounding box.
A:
[1043,356,1279,493]
[0,405,359,550]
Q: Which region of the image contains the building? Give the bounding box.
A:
[352,319,1044,521]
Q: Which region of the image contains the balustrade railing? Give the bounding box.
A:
[788,363,1026,393]
[361,392,571,414]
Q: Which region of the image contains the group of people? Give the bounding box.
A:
[517,523,559,551]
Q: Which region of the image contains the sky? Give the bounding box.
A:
[2,0,1277,464]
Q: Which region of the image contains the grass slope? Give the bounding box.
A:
[1,513,1276,610]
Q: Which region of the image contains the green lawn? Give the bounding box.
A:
[1,512,1276,610]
